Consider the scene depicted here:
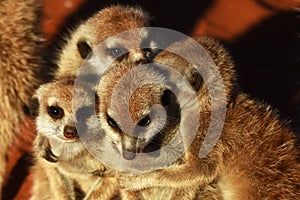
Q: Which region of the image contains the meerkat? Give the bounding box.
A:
[97,37,300,199]
[53,4,154,79]
[0,0,42,194]
[97,63,181,161]
[30,76,139,200]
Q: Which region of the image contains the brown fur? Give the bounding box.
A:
[97,37,300,199]
[55,5,150,78]
[97,61,185,164]
[30,76,137,200]
[0,0,42,194]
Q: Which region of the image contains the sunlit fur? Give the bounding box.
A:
[54,5,151,78]
[98,37,300,199]
[98,64,176,158]
[31,76,138,200]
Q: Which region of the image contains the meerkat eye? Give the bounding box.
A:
[107,115,120,129]
[107,47,126,58]
[189,69,203,92]
[138,115,151,127]
[47,106,64,119]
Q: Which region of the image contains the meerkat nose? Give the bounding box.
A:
[63,125,78,139]
[122,150,136,160]
[129,50,148,64]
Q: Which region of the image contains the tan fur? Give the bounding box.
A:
[97,37,300,199]
[98,63,173,156]
[0,0,42,193]
[30,76,138,200]
[55,5,150,78]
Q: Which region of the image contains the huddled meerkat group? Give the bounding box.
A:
[22,3,300,200]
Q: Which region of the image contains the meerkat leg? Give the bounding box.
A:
[169,187,199,200]
[47,165,75,200]
[120,156,219,191]
[31,159,74,200]
[85,176,141,200]
[30,161,52,200]
[34,134,58,163]
[120,189,141,200]
[84,177,119,200]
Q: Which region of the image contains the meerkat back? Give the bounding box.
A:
[0,0,42,194]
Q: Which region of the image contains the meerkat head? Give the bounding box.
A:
[151,36,238,154]
[97,63,180,160]
[96,37,237,162]
[153,37,238,110]
[56,5,154,78]
[31,76,99,158]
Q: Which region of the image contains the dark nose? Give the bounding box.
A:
[63,125,78,139]
[122,150,136,160]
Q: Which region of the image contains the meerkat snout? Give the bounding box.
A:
[121,134,139,160]
[122,150,137,160]
[128,49,150,64]
[63,125,78,139]
[106,47,150,65]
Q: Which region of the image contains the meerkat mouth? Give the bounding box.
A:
[118,132,164,160]
[55,135,80,142]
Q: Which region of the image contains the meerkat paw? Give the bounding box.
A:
[90,167,116,178]
[43,148,59,162]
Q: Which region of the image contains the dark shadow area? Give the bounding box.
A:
[2,154,33,200]
[223,11,300,135]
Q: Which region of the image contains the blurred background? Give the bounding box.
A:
[2,0,300,199]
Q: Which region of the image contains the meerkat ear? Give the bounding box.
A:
[29,95,39,118]
[187,67,203,92]
[77,40,93,59]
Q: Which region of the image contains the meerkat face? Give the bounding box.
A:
[97,63,180,161]
[31,76,98,158]
[56,5,155,77]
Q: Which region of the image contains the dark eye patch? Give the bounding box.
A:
[29,97,39,117]
[161,89,174,106]
[137,115,151,127]
[47,106,64,119]
[107,114,120,131]
[188,69,203,92]
[77,41,93,59]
